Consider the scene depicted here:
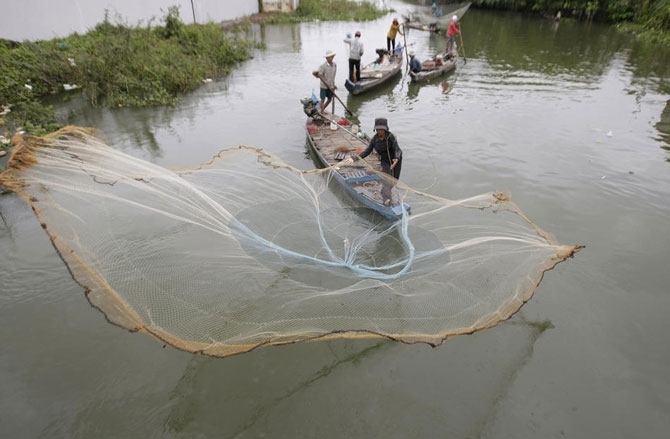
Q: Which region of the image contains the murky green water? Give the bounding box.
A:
[2,4,669,438]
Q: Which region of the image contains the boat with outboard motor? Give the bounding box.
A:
[300,97,409,221]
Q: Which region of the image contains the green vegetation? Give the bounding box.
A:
[264,0,388,23]
[466,0,670,48]
[0,6,260,140]
[472,0,670,31]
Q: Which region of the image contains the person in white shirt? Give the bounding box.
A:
[312,50,337,113]
[344,31,364,83]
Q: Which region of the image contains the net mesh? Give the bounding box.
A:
[0,126,581,357]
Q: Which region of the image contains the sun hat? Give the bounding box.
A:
[325,50,336,58]
[355,31,361,37]
[452,15,458,21]
[374,118,389,131]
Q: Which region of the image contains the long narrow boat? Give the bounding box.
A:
[344,47,404,95]
[409,49,458,83]
[300,98,409,221]
[403,21,440,33]
[403,2,471,32]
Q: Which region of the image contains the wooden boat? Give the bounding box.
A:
[344,47,404,96]
[409,50,458,83]
[300,98,410,221]
[403,2,471,32]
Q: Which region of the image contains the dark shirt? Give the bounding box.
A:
[410,57,422,73]
[359,132,402,165]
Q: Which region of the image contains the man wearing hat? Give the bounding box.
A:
[446,15,460,54]
[343,31,364,83]
[312,50,337,113]
[409,50,422,74]
[344,117,403,206]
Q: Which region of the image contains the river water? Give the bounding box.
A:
[2,3,669,438]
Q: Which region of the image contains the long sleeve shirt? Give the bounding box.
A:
[359,132,402,166]
[387,23,403,39]
[343,37,364,61]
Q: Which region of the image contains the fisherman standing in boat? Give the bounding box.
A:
[342,118,403,206]
[343,31,364,83]
[312,50,337,114]
[446,15,460,53]
[386,18,404,54]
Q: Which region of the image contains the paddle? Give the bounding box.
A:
[317,73,354,116]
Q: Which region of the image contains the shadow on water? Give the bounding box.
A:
[160,315,555,438]
[164,341,389,436]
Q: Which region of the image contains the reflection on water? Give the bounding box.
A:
[48,10,670,167]
[655,99,670,160]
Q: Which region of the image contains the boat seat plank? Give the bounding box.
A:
[345,174,382,184]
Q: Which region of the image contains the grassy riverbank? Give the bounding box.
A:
[0,6,260,144]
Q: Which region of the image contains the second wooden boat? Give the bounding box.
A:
[409,50,458,83]
[344,48,404,95]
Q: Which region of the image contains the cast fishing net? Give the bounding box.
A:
[0,126,581,357]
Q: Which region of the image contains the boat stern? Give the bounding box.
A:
[392,202,411,218]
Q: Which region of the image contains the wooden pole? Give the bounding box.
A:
[458,29,467,64]
[402,24,410,68]
[318,74,354,116]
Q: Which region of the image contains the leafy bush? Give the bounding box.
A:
[0,6,260,136]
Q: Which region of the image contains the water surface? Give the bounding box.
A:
[1,4,669,438]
